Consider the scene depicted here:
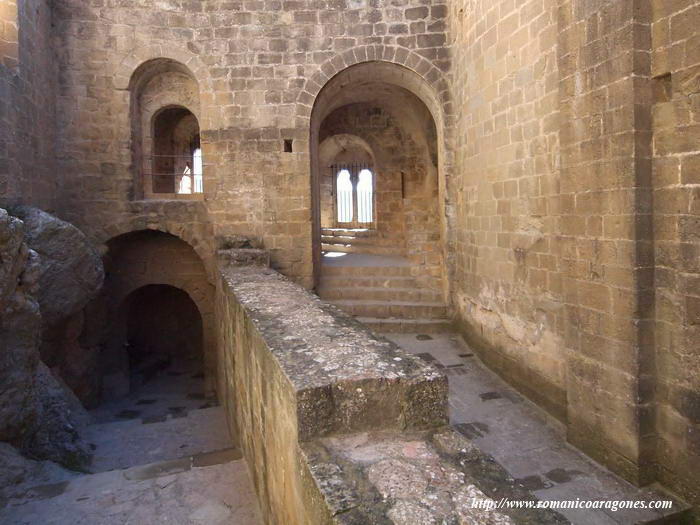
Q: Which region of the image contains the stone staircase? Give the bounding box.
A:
[318,254,452,333]
[321,228,403,256]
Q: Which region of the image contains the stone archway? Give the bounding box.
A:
[94,229,217,402]
[127,58,204,200]
[309,61,449,297]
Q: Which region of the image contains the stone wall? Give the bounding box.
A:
[651,0,700,506]
[448,0,565,419]
[448,0,699,508]
[557,0,656,485]
[3,0,697,511]
[0,0,56,211]
[51,0,451,288]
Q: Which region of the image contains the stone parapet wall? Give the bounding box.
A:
[215,257,448,523]
[215,255,583,524]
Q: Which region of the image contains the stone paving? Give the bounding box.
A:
[89,357,215,424]
[386,333,689,525]
[0,455,260,525]
[0,362,262,525]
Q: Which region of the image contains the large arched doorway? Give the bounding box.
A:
[310,62,450,332]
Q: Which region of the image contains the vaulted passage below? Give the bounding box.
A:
[124,284,203,380]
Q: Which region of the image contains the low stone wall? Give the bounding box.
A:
[215,256,448,524]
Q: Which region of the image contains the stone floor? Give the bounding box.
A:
[90,356,213,424]
[0,361,262,525]
[386,333,689,525]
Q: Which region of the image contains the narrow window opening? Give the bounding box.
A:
[356,168,373,223]
[193,147,203,194]
[336,169,353,223]
[150,107,203,196]
[284,139,293,153]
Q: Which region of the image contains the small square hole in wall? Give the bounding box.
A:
[652,73,672,103]
[283,139,293,153]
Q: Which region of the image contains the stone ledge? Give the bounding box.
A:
[301,427,570,524]
[220,264,448,438]
[218,248,270,267]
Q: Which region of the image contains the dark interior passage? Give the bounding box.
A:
[121,284,204,390]
[92,283,208,423]
[125,284,202,364]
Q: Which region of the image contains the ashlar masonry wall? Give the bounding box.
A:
[448,0,565,419]
[448,0,699,508]
[651,0,700,506]
[51,0,452,288]
[0,0,56,211]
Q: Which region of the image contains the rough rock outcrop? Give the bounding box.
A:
[0,208,92,470]
[22,363,91,468]
[0,442,75,503]
[9,206,105,406]
[9,206,104,326]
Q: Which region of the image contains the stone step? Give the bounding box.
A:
[321,264,412,277]
[330,299,448,319]
[321,242,403,255]
[320,228,377,238]
[357,317,454,333]
[319,275,417,289]
[321,235,399,246]
[318,286,443,303]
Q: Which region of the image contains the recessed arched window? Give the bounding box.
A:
[149,107,203,196]
[333,164,374,226]
[129,58,202,200]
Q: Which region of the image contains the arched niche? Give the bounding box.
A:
[129,59,203,200]
[319,134,376,230]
